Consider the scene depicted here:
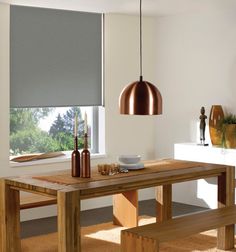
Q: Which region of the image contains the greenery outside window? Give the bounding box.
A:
[10,106,101,157]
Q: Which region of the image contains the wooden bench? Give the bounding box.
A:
[121,205,236,252]
[20,193,56,210]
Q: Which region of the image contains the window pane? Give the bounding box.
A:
[10,106,97,156]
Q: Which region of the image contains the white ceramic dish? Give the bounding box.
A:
[119,163,144,170]
[118,155,141,164]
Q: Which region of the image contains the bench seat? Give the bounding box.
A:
[121,205,236,252]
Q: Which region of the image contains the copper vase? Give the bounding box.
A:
[209,105,224,146]
[71,136,80,177]
[81,133,91,178]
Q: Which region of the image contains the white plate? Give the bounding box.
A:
[119,163,144,170]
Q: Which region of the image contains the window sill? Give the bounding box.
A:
[10,152,107,168]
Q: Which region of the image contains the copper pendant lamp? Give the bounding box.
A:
[119,0,162,115]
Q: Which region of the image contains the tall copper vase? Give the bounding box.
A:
[81,133,91,178]
[209,105,224,146]
[71,136,80,177]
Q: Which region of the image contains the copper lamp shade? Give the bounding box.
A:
[119,0,163,115]
[119,76,162,115]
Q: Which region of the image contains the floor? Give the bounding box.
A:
[21,199,207,239]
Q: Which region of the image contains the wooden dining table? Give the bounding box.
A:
[0,159,235,252]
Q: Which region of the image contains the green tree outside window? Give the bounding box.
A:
[10,107,89,156]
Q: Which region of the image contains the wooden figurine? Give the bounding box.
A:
[199,106,209,146]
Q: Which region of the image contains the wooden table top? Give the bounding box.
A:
[4,159,231,199]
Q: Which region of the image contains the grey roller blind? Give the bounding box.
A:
[10,6,102,108]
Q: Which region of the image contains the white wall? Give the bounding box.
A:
[0,3,10,178]
[154,10,236,206]
[0,4,156,221]
[104,14,157,161]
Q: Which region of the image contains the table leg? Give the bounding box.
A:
[0,179,21,252]
[217,166,235,250]
[113,190,138,227]
[156,185,172,222]
[57,189,81,252]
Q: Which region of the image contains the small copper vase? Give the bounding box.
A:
[71,136,80,177]
[81,133,91,178]
[209,105,224,146]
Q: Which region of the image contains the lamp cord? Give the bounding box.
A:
[140,0,143,80]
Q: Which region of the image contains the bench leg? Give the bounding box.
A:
[121,230,159,252]
[113,190,138,227]
[217,167,235,250]
[156,185,172,222]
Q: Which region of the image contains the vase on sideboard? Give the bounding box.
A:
[209,105,224,146]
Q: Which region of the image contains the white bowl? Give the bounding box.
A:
[118,155,141,164]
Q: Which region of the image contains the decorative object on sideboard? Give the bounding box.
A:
[81,112,91,178]
[220,114,236,149]
[119,0,162,115]
[198,107,208,146]
[71,113,80,177]
[209,105,224,146]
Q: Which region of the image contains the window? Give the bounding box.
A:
[10,106,103,157]
[9,7,104,160]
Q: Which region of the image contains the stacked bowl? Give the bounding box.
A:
[118,155,144,170]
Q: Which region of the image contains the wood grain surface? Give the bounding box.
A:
[156,185,172,222]
[121,205,236,252]
[4,159,229,199]
[113,190,138,227]
[20,193,56,209]
[1,159,234,252]
[217,166,235,250]
[0,180,21,252]
[58,189,81,252]
[32,159,205,185]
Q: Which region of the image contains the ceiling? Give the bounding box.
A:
[0,0,236,16]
